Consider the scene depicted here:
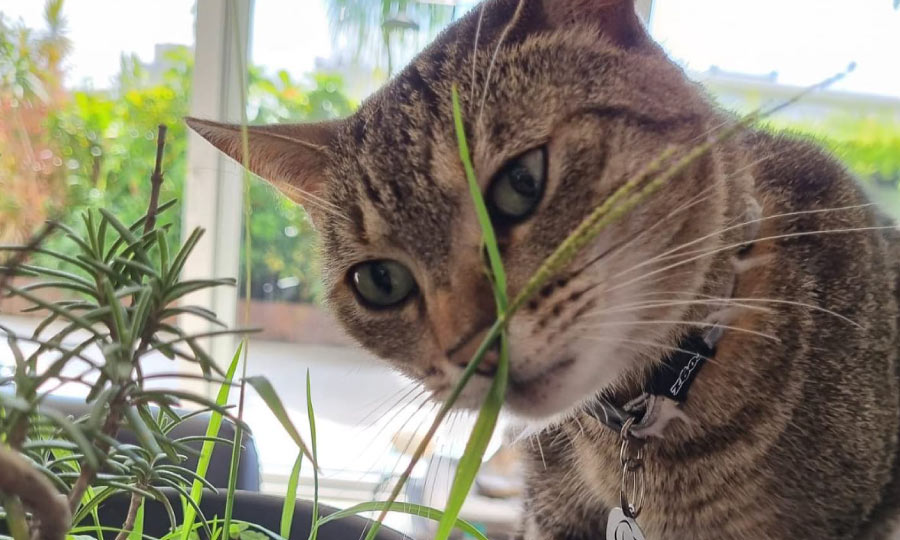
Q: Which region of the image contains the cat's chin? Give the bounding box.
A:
[443,353,633,423]
[430,344,635,422]
[505,355,627,421]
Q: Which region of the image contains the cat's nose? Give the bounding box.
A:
[446,328,500,376]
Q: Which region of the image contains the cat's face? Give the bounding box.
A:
[188,0,741,422]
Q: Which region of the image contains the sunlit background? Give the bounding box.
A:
[1,1,899,538]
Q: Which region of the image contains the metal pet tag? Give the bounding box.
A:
[606,507,646,540]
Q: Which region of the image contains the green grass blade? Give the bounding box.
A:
[317,502,489,540]
[225,2,254,535]
[435,339,507,540]
[180,341,243,540]
[89,487,105,540]
[72,486,118,525]
[127,500,145,540]
[69,525,158,540]
[451,84,507,313]
[434,84,511,540]
[306,370,319,540]
[280,453,302,539]
[245,376,315,465]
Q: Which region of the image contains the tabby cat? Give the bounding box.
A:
[187,0,900,538]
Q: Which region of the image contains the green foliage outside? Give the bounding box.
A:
[792,115,900,186]
[767,113,900,215]
[0,9,353,304]
[243,67,354,302]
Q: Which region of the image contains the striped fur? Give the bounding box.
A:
[187,1,900,538]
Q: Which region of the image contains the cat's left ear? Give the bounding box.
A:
[185,117,339,206]
[541,0,652,50]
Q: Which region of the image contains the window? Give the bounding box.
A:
[0,0,196,394]
[2,2,898,539]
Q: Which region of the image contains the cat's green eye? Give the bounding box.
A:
[350,260,417,308]
[488,147,547,222]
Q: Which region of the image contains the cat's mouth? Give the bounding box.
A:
[508,356,577,393]
[502,355,582,418]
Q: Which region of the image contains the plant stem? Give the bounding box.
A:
[114,486,145,540]
[68,404,123,512]
[0,221,57,310]
[144,125,168,235]
[71,124,169,512]
[0,445,71,540]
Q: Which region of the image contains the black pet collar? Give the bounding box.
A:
[584,327,720,439]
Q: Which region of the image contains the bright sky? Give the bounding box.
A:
[2,0,899,98]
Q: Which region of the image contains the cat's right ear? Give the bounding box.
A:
[185,117,339,206]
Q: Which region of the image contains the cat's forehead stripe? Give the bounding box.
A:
[332,96,457,277]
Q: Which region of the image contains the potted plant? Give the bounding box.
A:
[0,125,486,540]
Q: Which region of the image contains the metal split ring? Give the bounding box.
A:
[620,456,646,518]
[618,417,646,519]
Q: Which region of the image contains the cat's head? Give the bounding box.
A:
[188,0,749,422]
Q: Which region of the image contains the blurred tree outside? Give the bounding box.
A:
[0,1,353,305]
[326,0,458,79]
[243,68,354,302]
[0,0,69,244]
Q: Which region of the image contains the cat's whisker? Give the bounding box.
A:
[285,182,343,212]
[580,298,775,318]
[594,188,717,264]
[571,136,765,278]
[609,203,878,281]
[357,389,428,438]
[340,392,434,488]
[424,411,462,516]
[277,181,344,213]
[279,181,350,221]
[477,0,526,125]
[572,414,586,438]
[535,433,547,470]
[469,3,487,105]
[579,319,780,343]
[602,225,896,301]
[349,390,432,469]
[617,291,864,329]
[590,287,862,328]
[283,194,346,223]
[353,384,426,430]
[372,400,438,501]
[568,185,718,279]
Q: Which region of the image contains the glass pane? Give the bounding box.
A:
[0,0,195,394]
[650,0,900,213]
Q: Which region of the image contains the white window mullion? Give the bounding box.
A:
[637,0,655,25]
[181,0,252,390]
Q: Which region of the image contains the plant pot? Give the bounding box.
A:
[94,488,406,540]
